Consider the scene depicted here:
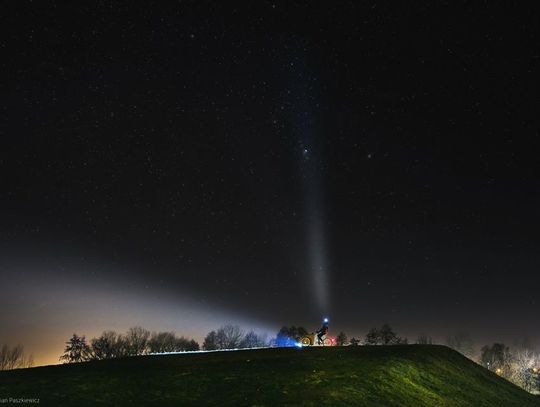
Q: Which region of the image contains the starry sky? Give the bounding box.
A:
[1,2,539,365]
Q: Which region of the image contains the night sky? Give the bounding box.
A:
[2,2,539,365]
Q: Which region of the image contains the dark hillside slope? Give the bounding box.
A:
[1,345,539,406]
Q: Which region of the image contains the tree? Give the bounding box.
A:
[0,344,34,370]
[148,332,177,353]
[216,324,244,349]
[275,325,308,347]
[187,339,200,351]
[125,326,150,356]
[147,332,199,353]
[535,367,540,394]
[365,328,380,345]
[90,331,127,360]
[240,331,267,348]
[480,343,512,377]
[277,326,308,341]
[292,326,308,340]
[275,327,294,347]
[203,330,218,351]
[365,324,404,345]
[349,337,360,346]
[416,335,433,345]
[60,334,91,363]
[0,345,9,370]
[174,336,197,351]
[511,349,537,392]
[380,324,398,345]
[336,331,348,346]
[446,331,474,359]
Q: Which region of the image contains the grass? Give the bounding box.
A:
[1,345,539,406]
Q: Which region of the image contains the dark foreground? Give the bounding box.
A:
[1,345,539,406]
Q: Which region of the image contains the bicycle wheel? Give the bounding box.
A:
[301,336,312,346]
[323,338,332,346]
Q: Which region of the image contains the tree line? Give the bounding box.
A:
[202,325,267,350]
[434,332,540,394]
[60,327,199,363]
[60,324,270,363]
[478,343,539,393]
[271,323,407,347]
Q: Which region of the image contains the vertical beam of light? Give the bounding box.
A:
[283,44,330,317]
[307,203,329,314]
[301,143,329,316]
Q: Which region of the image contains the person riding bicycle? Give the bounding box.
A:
[316,318,329,345]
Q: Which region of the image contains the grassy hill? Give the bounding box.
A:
[1,345,539,406]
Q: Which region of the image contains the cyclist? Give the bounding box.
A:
[316,318,329,345]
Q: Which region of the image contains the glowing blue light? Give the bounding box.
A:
[276,336,300,348]
[295,342,303,348]
[323,318,329,323]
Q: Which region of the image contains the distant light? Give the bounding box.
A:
[295,342,303,348]
[323,318,329,323]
